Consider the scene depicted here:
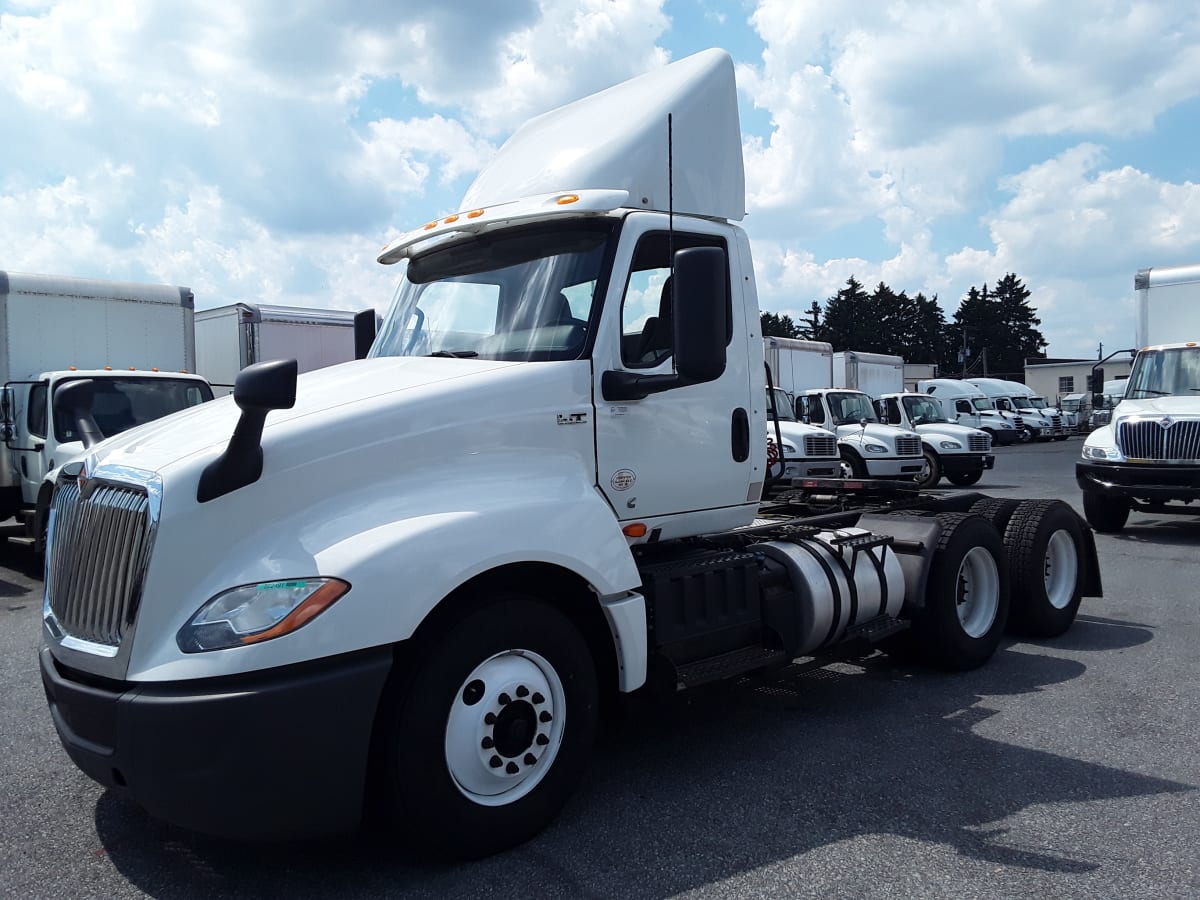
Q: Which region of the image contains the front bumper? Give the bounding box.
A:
[1076,461,1200,504]
[41,645,392,840]
[783,458,840,479]
[942,453,995,475]
[863,457,925,478]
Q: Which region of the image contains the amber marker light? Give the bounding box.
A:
[423,221,438,230]
[239,579,350,646]
[622,523,648,538]
[467,208,485,218]
[444,214,459,223]
[555,194,580,205]
[104,365,113,371]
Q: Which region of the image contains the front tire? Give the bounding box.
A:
[946,469,983,487]
[839,450,866,478]
[916,449,941,488]
[379,594,598,858]
[910,513,1010,670]
[1082,491,1130,533]
[1017,426,1034,444]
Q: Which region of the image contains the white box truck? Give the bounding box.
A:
[196,303,359,395]
[39,50,1101,858]
[832,350,904,397]
[763,336,833,398]
[1,272,214,546]
[1079,264,1200,531]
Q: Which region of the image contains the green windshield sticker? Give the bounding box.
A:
[257,580,308,591]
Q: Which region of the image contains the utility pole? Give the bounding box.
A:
[1097,341,1103,360]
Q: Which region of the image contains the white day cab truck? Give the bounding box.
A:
[39,51,1102,858]
[1078,263,1200,532]
[761,337,845,482]
[917,378,1022,446]
[995,380,1071,440]
[875,392,994,488]
[1,272,214,549]
[968,378,1065,442]
[195,303,361,396]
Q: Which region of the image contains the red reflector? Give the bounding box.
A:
[843,481,866,489]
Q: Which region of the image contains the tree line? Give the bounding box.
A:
[761,273,1048,378]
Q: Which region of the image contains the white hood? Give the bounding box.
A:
[1114,396,1200,419]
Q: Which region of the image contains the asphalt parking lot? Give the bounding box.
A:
[2,438,1198,899]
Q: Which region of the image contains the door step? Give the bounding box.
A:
[674,646,787,690]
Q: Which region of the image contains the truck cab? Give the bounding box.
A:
[796,388,924,479]
[995,380,1069,440]
[916,378,1020,445]
[968,378,1059,442]
[764,387,840,481]
[875,392,994,488]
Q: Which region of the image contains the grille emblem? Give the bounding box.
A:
[1158,417,1173,429]
[77,460,93,500]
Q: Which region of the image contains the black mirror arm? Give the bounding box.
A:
[601,370,697,402]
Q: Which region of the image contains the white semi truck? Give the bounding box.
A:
[795,389,925,479]
[196,303,360,396]
[967,378,1062,442]
[875,392,994,488]
[1078,263,1200,531]
[917,378,1022,446]
[39,50,1101,858]
[0,272,214,547]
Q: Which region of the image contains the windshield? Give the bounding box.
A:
[767,388,797,422]
[902,395,948,425]
[53,377,213,443]
[1061,399,1082,411]
[1125,347,1200,398]
[1026,397,1048,409]
[971,398,995,411]
[828,391,879,426]
[371,222,614,362]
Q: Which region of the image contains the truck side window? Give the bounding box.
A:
[886,399,902,423]
[955,400,971,414]
[27,382,47,439]
[620,231,731,368]
[801,396,825,424]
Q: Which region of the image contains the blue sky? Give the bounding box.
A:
[2,0,1199,359]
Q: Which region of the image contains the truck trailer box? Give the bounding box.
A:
[763,337,833,400]
[833,350,905,397]
[196,303,358,395]
[1135,264,1200,349]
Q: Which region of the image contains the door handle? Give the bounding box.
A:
[731,408,749,462]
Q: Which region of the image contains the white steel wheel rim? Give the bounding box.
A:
[444,649,566,807]
[955,546,1000,638]
[839,458,855,478]
[1043,529,1079,609]
[918,455,935,486]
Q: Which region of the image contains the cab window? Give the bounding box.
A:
[27,382,47,439]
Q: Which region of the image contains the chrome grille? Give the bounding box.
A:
[968,434,991,452]
[804,434,838,457]
[1118,419,1200,462]
[46,479,153,648]
[895,436,922,457]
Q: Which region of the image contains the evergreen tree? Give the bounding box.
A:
[821,277,875,350]
[760,311,801,339]
[798,301,824,341]
[945,276,1046,377]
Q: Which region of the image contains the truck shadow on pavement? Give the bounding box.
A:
[1110,517,1200,546]
[93,622,1185,900]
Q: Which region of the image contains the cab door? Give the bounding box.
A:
[591,214,758,536]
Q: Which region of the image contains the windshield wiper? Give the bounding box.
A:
[428,350,479,358]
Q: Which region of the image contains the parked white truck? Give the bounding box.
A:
[196,303,360,396]
[997,380,1071,440]
[796,389,925,479]
[875,392,994,488]
[917,378,1022,445]
[39,50,1101,858]
[1,272,214,546]
[765,386,841,482]
[968,378,1063,442]
[1078,263,1200,531]
[763,336,832,399]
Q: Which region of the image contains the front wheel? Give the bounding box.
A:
[839,450,866,478]
[1017,427,1034,444]
[910,513,1009,670]
[378,595,598,858]
[946,469,983,487]
[1082,491,1130,533]
[915,449,941,488]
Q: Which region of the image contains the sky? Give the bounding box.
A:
[2,0,1199,360]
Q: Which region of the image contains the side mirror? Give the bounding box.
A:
[672,247,727,383]
[0,386,13,444]
[54,379,104,448]
[198,359,298,503]
[1091,365,1105,410]
[354,309,377,360]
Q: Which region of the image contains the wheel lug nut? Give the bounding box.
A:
[531,692,545,704]
[499,692,512,705]
[516,685,529,698]
[539,710,552,723]
[484,712,496,725]
[524,753,536,765]
[536,734,549,746]
[489,756,502,768]
[481,736,494,749]
[505,762,519,775]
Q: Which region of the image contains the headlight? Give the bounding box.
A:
[1083,445,1124,462]
[781,442,798,455]
[864,443,888,453]
[177,577,350,653]
[939,440,962,450]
